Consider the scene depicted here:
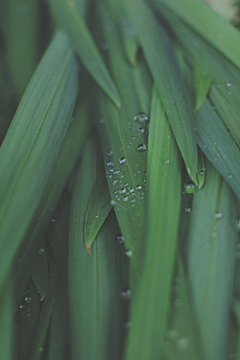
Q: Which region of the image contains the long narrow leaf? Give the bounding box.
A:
[187,160,237,359]
[156,0,240,69]
[125,86,181,359]
[48,0,121,107]
[0,30,78,294]
[124,0,198,184]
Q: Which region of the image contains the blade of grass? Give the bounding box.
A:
[47,190,71,287]
[5,0,39,99]
[47,278,68,360]
[0,282,13,360]
[158,6,240,122]
[95,2,149,287]
[68,134,126,360]
[15,278,41,360]
[208,84,240,148]
[193,63,212,111]
[0,30,78,294]
[124,0,198,184]
[84,164,112,253]
[31,236,49,301]
[30,259,59,360]
[194,98,240,202]
[125,86,181,359]
[163,255,203,359]
[155,0,240,69]
[48,0,121,108]
[14,104,91,306]
[186,159,237,359]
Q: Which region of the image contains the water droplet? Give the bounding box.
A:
[123,196,128,202]
[99,118,104,124]
[133,112,149,123]
[120,187,127,194]
[115,233,124,244]
[138,127,145,133]
[164,159,170,164]
[107,160,113,166]
[136,185,142,191]
[119,157,126,165]
[236,216,240,231]
[111,199,117,206]
[227,82,233,87]
[184,207,192,213]
[125,249,133,257]
[38,247,45,256]
[122,288,131,300]
[214,211,223,219]
[137,144,148,152]
[177,336,190,350]
[24,296,32,304]
[184,182,195,194]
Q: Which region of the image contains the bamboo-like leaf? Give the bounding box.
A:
[30,259,59,360]
[0,30,78,295]
[186,159,237,360]
[31,236,49,301]
[14,104,91,306]
[163,255,203,359]
[15,279,41,360]
[193,63,212,111]
[48,278,68,360]
[194,98,240,202]
[156,0,240,69]
[5,0,39,99]
[47,191,71,287]
[208,84,240,148]
[95,2,151,287]
[48,0,121,108]
[84,166,112,253]
[125,86,181,359]
[124,0,198,184]
[0,282,13,360]
[68,135,126,360]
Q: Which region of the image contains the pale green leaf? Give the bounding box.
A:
[187,160,237,359]
[193,63,212,111]
[84,166,112,253]
[156,0,240,69]
[125,86,181,360]
[194,99,240,202]
[48,0,121,107]
[124,0,198,184]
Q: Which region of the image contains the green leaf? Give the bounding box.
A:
[0,283,13,360]
[68,135,126,360]
[186,159,237,359]
[5,0,39,99]
[95,2,150,287]
[125,86,181,360]
[208,84,240,148]
[159,5,240,118]
[48,278,68,360]
[15,279,41,360]
[84,165,112,253]
[14,102,91,306]
[30,259,59,360]
[163,255,203,359]
[194,98,240,202]
[47,190,71,287]
[48,0,121,108]
[124,0,198,184]
[31,236,49,301]
[156,0,240,69]
[193,63,212,111]
[0,30,78,295]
